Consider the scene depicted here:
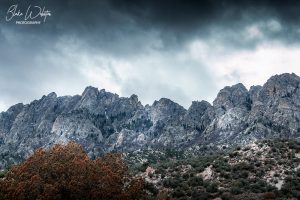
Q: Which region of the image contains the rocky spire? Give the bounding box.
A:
[213,83,250,111]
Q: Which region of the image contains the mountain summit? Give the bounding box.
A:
[0,73,300,168]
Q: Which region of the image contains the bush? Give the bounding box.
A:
[157,190,172,200]
[221,192,233,200]
[144,182,158,195]
[0,171,6,179]
[262,192,276,199]
[281,176,300,197]
[191,189,209,200]
[163,178,180,188]
[230,186,241,195]
[188,176,203,186]
[206,183,218,193]
[229,151,239,158]
[0,141,144,200]
[220,171,231,179]
[173,187,185,198]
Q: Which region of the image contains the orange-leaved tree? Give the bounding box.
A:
[0,141,144,200]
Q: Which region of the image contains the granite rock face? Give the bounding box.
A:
[0,73,300,168]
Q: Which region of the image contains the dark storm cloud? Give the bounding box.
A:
[111,0,300,49]
[1,0,299,50]
[1,0,300,111]
[56,0,300,48]
[1,0,300,54]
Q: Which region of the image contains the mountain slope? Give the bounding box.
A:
[128,139,300,199]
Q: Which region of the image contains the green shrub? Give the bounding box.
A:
[191,190,209,200]
[220,171,231,179]
[221,192,233,200]
[163,178,179,188]
[188,176,203,186]
[206,183,218,193]
[229,151,239,158]
[173,187,185,198]
[281,176,300,198]
[230,186,241,195]
[0,171,5,179]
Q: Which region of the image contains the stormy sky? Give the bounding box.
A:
[1,0,300,111]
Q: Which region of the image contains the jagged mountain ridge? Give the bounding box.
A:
[0,73,300,168]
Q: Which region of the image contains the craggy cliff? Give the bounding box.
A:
[1,73,300,168]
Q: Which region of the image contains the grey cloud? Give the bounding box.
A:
[118,57,218,108]
[1,0,300,53]
[0,0,300,111]
[1,0,300,55]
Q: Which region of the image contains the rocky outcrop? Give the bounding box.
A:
[213,83,250,111]
[203,73,300,148]
[0,73,300,168]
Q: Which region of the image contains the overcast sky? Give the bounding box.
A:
[1,0,300,111]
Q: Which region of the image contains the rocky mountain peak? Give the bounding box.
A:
[260,73,300,100]
[0,73,300,170]
[152,98,186,114]
[188,101,211,114]
[249,85,262,102]
[77,86,101,112]
[213,83,249,111]
[268,73,300,84]
[46,92,57,99]
[184,100,215,131]
[153,98,174,106]
[82,86,99,98]
[5,103,24,114]
[130,94,139,103]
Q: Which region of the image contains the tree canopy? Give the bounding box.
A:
[0,141,144,200]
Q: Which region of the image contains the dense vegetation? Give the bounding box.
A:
[127,139,300,200]
[0,139,299,200]
[0,142,144,200]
